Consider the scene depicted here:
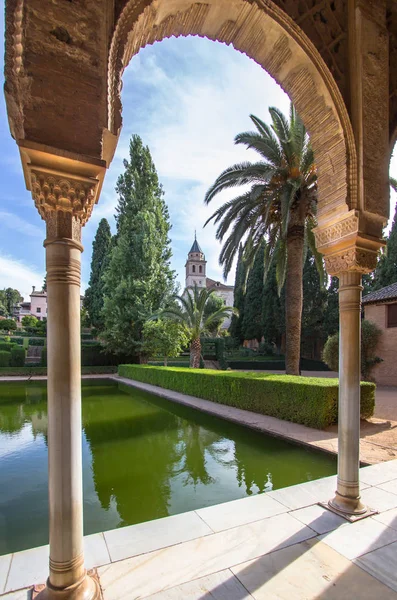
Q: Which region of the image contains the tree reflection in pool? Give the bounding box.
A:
[0,379,336,554]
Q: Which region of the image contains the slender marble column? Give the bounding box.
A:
[329,271,366,516]
[39,212,100,599]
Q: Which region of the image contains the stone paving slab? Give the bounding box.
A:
[231,538,397,600]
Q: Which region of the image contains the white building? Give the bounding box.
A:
[185,236,234,328]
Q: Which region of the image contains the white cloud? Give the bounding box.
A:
[0,254,45,300]
[0,211,43,238]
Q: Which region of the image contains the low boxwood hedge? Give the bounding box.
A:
[0,351,10,367]
[118,365,375,430]
[0,365,117,376]
[10,347,26,367]
[0,342,17,353]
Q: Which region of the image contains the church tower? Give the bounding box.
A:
[185,233,207,288]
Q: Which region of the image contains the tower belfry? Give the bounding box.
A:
[185,233,207,288]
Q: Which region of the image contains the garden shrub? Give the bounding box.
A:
[29,338,45,347]
[0,342,17,352]
[0,365,117,376]
[10,337,24,345]
[0,351,10,367]
[118,365,375,429]
[10,347,26,366]
[41,344,135,367]
[323,320,383,381]
[41,347,47,367]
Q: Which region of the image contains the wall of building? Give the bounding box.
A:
[365,303,397,386]
[30,295,48,320]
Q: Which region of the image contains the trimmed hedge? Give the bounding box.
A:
[118,365,375,430]
[0,351,11,367]
[10,347,26,367]
[29,338,45,347]
[227,358,330,371]
[0,342,17,353]
[41,345,135,367]
[0,365,118,376]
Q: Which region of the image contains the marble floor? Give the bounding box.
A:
[1,461,397,599]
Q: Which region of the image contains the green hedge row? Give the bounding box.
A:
[0,347,26,367]
[41,345,136,367]
[0,365,117,376]
[118,365,375,430]
[0,342,17,353]
[227,358,330,371]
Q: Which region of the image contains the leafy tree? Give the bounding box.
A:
[205,103,322,375]
[229,245,247,345]
[161,284,237,368]
[0,288,23,316]
[142,320,190,366]
[323,276,339,340]
[242,242,265,342]
[323,320,382,381]
[102,135,176,357]
[22,315,38,328]
[84,218,112,330]
[0,318,17,331]
[42,276,47,292]
[203,294,226,336]
[371,201,397,290]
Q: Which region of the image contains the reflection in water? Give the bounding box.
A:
[0,380,336,554]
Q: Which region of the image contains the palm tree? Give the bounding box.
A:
[160,284,237,368]
[204,103,321,375]
[390,177,397,193]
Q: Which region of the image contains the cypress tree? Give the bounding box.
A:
[229,245,247,344]
[372,203,397,290]
[102,135,176,357]
[301,250,327,359]
[242,243,265,342]
[84,218,112,330]
[262,261,285,353]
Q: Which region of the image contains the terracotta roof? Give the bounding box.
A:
[362,282,397,305]
[206,277,234,291]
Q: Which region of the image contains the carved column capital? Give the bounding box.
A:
[314,210,384,276]
[18,142,106,239]
[323,247,378,276]
[31,168,98,226]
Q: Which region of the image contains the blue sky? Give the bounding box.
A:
[0,8,396,300]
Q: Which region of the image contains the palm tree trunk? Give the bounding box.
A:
[285,223,305,375]
[190,338,201,368]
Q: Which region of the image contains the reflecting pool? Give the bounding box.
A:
[0,379,336,554]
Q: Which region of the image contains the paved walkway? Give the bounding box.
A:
[1,461,397,599]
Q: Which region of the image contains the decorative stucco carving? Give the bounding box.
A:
[324,247,378,276]
[314,214,359,248]
[30,169,98,227]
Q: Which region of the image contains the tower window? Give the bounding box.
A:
[192,265,196,273]
[199,265,202,273]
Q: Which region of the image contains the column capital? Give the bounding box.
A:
[18,141,106,228]
[314,210,384,276]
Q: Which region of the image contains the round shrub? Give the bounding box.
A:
[322,320,383,381]
[10,347,26,367]
[0,351,10,367]
[322,333,339,372]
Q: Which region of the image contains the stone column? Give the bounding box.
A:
[26,164,103,599]
[328,270,366,516]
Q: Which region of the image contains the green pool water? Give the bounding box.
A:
[0,379,336,555]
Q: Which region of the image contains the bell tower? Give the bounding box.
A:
[185,232,207,288]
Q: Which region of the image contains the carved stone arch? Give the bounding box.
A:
[107,0,357,231]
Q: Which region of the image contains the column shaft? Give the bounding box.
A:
[45,238,86,589]
[329,271,366,515]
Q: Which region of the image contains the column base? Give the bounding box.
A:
[319,492,377,522]
[34,572,101,600]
